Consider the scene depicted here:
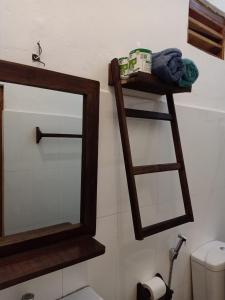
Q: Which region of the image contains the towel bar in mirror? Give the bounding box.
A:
[36,126,83,143]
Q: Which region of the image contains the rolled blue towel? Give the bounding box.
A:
[179,59,199,87]
[152,48,184,84]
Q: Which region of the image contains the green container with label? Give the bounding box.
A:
[129,48,152,74]
[118,57,129,79]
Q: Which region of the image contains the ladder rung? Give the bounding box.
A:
[125,109,172,121]
[133,163,181,175]
[142,215,190,237]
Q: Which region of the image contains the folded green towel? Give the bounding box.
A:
[179,59,199,87]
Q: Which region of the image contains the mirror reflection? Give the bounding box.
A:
[1,82,83,236]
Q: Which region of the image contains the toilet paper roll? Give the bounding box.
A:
[143,276,166,300]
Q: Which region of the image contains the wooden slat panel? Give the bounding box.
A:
[188,29,223,57]
[133,163,181,175]
[189,16,223,42]
[125,109,172,121]
[190,8,223,33]
[189,29,222,49]
[189,0,225,29]
[222,27,225,59]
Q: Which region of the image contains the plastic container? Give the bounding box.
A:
[129,48,152,74]
[118,57,129,79]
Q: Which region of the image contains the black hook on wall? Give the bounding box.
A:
[32,41,45,66]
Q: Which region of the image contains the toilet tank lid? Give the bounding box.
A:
[61,287,103,300]
[191,241,225,271]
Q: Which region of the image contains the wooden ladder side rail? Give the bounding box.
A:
[166,94,194,220]
[110,58,143,240]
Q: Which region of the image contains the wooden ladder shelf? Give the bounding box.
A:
[109,58,194,240]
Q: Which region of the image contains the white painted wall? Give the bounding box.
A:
[207,0,225,13]
[0,0,225,299]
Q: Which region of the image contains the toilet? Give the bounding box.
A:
[62,287,103,300]
[191,240,225,300]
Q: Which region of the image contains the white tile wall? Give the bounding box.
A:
[88,215,118,300]
[0,272,62,300]
[2,92,225,300]
[62,264,88,297]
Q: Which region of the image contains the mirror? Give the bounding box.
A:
[0,60,100,252]
[2,83,83,235]
[0,60,103,291]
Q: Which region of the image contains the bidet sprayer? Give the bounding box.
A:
[169,234,187,261]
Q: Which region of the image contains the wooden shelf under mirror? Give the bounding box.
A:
[0,59,105,289]
[0,235,104,290]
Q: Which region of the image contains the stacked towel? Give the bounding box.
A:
[152,48,199,87]
[179,59,199,87]
[152,48,183,84]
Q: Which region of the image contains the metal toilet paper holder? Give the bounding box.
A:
[137,274,173,300]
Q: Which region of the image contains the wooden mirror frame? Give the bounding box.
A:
[0,60,105,289]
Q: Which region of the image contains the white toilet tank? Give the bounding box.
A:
[62,287,103,300]
[191,241,225,300]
